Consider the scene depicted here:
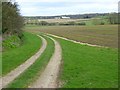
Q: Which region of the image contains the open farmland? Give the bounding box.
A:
[2,25,118,88]
[25,17,108,26]
[2,1,119,89]
[25,25,118,48]
[27,18,91,23]
[24,25,118,87]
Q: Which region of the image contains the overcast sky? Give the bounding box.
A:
[15,0,119,16]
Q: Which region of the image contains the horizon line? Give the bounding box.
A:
[22,12,118,17]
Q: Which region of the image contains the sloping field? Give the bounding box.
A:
[25,25,118,48]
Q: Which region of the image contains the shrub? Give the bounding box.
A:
[2,35,21,50]
[100,22,105,25]
[39,21,48,25]
[68,21,76,25]
[77,22,86,25]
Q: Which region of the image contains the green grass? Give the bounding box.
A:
[54,37,118,88]
[2,32,41,76]
[7,35,54,88]
[2,35,21,50]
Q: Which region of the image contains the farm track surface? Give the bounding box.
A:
[45,33,108,48]
[0,35,47,89]
[30,35,62,88]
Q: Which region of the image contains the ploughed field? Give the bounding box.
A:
[25,25,118,48]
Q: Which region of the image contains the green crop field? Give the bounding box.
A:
[2,32,41,76]
[25,25,118,48]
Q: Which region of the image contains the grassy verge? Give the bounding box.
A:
[2,35,21,50]
[54,37,118,88]
[7,35,54,88]
[2,32,41,76]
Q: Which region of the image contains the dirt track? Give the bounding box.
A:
[1,35,47,89]
[30,35,62,88]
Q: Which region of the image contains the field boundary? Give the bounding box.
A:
[45,33,108,48]
[1,35,47,89]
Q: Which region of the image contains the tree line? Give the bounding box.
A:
[26,21,86,26]
[2,1,24,39]
[24,13,109,19]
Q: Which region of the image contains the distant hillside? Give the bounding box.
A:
[24,13,110,19]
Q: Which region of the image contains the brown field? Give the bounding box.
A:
[25,25,118,48]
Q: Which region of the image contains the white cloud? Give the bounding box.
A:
[16,0,119,16]
[16,0,119,3]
